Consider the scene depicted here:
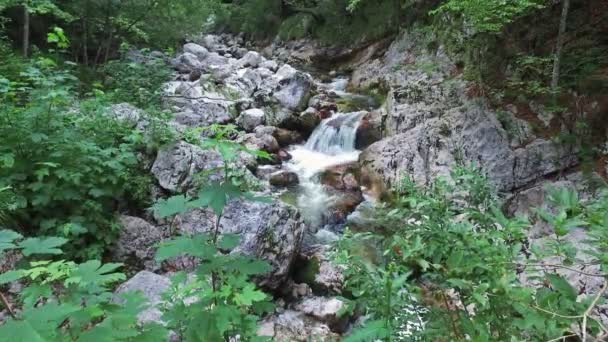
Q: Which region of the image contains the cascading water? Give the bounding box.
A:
[287,111,367,228]
[304,111,366,155]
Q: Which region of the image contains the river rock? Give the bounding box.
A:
[257,310,339,342]
[237,51,263,68]
[273,128,303,147]
[237,108,265,132]
[114,271,171,325]
[224,68,263,99]
[256,165,282,180]
[293,296,348,332]
[278,149,293,161]
[324,189,364,225]
[241,132,280,154]
[298,107,322,134]
[265,107,299,129]
[183,43,209,60]
[173,52,202,73]
[355,110,384,149]
[112,216,167,271]
[151,141,224,193]
[320,163,360,192]
[346,200,381,232]
[175,197,306,289]
[273,71,314,111]
[269,170,299,187]
[260,59,279,72]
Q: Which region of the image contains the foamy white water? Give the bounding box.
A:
[286,111,366,227]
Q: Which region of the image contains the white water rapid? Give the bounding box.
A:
[287,110,366,227]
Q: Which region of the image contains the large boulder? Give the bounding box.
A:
[237,108,265,132]
[237,51,263,68]
[113,271,171,325]
[224,68,263,99]
[112,216,167,271]
[175,198,306,289]
[183,43,209,60]
[173,52,202,73]
[273,71,314,112]
[359,100,578,192]
[151,141,224,193]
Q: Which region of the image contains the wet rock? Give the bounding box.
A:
[355,111,384,149]
[151,141,224,193]
[114,271,171,325]
[359,109,578,193]
[278,149,293,161]
[257,310,339,342]
[175,197,306,289]
[269,170,299,187]
[273,128,303,147]
[346,200,380,232]
[237,108,265,132]
[112,216,167,271]
[298,107,322,134]
[183,43,209,60]
[256,165,282,180]
[324,189,364,225]
[320,163,360,192]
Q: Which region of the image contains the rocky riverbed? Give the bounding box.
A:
[101,31,607,340]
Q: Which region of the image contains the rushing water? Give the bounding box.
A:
[286,82,370,228]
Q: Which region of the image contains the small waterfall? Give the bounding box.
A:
[305,111,366,155]
[287,111,366,228]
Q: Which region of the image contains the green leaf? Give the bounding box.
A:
[155,234,216,261]
[343,320,390,342]
[19,236,68,256]
[0,229,22,253]
[218,234,240,250]
[152,195,189,218]
[547,274,577,301]
[0,320,46,342]
[234,283,267,306]
[65,260,125,289]
[0,270,26,285]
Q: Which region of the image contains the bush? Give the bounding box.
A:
[336,165,608,341]
[0,57,168,259]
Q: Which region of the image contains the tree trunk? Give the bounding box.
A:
[22,5,30,57]
[551,0,571,90]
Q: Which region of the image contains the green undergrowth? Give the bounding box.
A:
[336,165,608,341]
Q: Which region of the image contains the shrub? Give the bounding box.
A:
[0,57,167,259]
[336,165,608,341]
